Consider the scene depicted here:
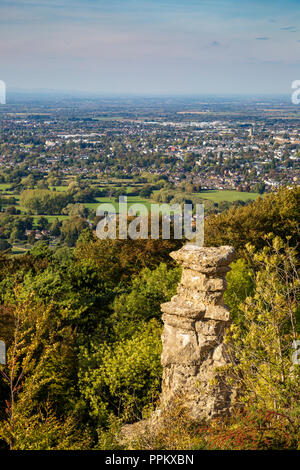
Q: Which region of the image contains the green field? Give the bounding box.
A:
[32,215,70,225]
[50,185,69,192]
[85,196,152,215]
[193,190,260,203]
[3,186,261,227]
[11,245,29,255]
[0,183,12,191]
[85,195,193,215]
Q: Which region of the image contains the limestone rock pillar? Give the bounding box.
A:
[160,245,235,420]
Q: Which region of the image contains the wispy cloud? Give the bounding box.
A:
[280,26,299,32]
[1,0,300,94]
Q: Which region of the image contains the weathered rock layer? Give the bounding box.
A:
[160,244,235,420]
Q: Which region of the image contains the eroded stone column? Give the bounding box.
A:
[160,245,235,420]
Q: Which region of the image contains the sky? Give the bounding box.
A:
[0,0,300,95]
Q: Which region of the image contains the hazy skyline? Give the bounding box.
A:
[1,0,300,95]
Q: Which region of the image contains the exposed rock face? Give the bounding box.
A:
[160,245,235,420]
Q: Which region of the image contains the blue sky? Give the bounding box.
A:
[0,0,300,94]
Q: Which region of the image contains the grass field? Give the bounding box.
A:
[0,183,12,191]
[85,196,152,214]
[193,190,260,203]
[32,215,69,224]
[50,185,69,192]
[11,245,29,255]
[2,187,261,228]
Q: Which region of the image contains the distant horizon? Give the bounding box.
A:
[5,88,294,98]
[1,1,299,95]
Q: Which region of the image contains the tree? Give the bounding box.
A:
[63,203,88,219]
[74,236,182,286]
[205,187,300,256]
[253,182,266,194]
[139,186,153,198]
[77,227,95,245]
[36,179,49,190]
[224,238,300,428]
[21,175,35,189]
[60,217,89,247]
[0,293,81,449]
[50,218,61,237]
[79,320,162,425]
[5,206,18,215]
[20,190,70,215]
[113,189,124,201]
[224,258,254,323]
[27,232,36,245]
[0,239,11,252]
[37,216,50,231]
[112,263,181,338]
[9,227,22,244]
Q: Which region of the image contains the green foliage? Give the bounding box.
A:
[205,187,300,255]
[0,293,79,448]
[0,239,11,252]
[63,203,88,218]
[30,241,53,260]
[20,189,70,215]
[224,258,254,323]
[60,217,89,246]
[36,216,50,231]
[0,403,91,450]
[0,186,298,450]
[17,262,114,341]
[0,213,33,241]
[52,245,74,265]
[224,238,300,425]
[253,182,266,194]
[77,227,95,244]
[112,263,181,338]
[79,320,162,425]
[74,237,182,285]
[50,217,61,237]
